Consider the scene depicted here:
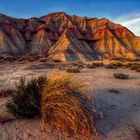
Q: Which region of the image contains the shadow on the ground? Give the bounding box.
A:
[92,88,140,139]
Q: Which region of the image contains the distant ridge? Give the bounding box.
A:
[0,12,140,61]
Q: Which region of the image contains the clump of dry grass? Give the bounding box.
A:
[86,61,103,68]
[125,62,140,68]
[105,61,125,69]
[41,70,98,139]
[105,64,117,69]
[108,61,124,68]
[65,67,81,73]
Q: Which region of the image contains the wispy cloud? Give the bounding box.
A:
[113,11,140,36]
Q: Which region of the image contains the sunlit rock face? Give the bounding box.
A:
[0,12,140,61]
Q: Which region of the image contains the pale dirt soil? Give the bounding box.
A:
[0,62,140,140]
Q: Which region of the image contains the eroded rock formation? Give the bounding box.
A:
[0,12,140,61]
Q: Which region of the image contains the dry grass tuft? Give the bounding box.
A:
[125,62,140,68]
[41,70,98,139]
[105,64,117,69]
[106,61,124,69]
[65,67,81,73]
[86,61,103,68]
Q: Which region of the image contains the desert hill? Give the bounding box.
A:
[0,12,140,61]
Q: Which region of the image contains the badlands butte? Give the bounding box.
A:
[0,12,140,61]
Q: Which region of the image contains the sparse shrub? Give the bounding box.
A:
[125,62,140,68]
[6,76,47,118]
[113,73,129,79]
[41,71,98,138]
[86,61,103,68]
[108,61,124,68]
[105,64,117,69]
[66,67,81,73]
[71,62,84,68]
[105,61,125,69]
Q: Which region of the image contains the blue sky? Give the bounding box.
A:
[0,0,140,35]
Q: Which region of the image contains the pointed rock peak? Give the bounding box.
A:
[47,12,67,17]
[52,12,66,16]
[40,12,67,20]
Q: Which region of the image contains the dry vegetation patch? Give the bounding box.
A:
[106,61,125,69]
[5,70,98,139]
[41,71,97,138]
[86,61,103,68]
[65,66,81,73]
[6,76,47,118]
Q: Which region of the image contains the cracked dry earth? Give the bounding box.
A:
[0,62,140,140]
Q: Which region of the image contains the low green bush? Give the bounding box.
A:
[6,76,47,118]
[113,73,129,79]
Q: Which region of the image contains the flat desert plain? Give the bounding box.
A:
[0,62,140,140]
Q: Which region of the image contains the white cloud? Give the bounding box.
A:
[113,11,140,36]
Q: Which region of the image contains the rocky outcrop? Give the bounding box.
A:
[0,12,139,61]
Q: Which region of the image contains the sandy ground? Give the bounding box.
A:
[0,62,140,140]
